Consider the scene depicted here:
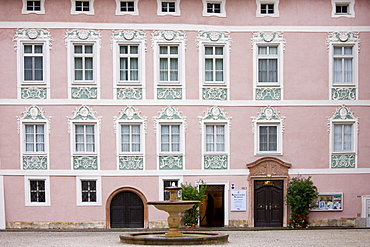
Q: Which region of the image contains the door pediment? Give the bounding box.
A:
[247,157,291,178]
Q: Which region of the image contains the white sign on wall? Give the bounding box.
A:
[231,190,246,211]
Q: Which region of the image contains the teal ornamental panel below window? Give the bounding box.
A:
[159,156,183,170]
[71,87,97,99]
[117,88,143,100]
[255,88,281,100]
[21,87,47,99]
[331,88,356,100]
[202,88,227,100]
[23,155,48,170]
[73,156,98,170]
[119,156,144,170]
[331,154,356,168]
[204,154,228,170]
[157,88,182,100]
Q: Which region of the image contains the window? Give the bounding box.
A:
[333,124,353,152]
[115,0,139,15]
[23,44,44,83]
[261,4,274,14]
[204,46,224,84]
[331,0,355,18]
[333,46,353,84]
[119,45,139,84]
[25,176,50,206]
[75,124,95,153]
[163,180,178,201]
[73,44,94,83]
[157,0,180,16]
[205,125,225,152]
[202,0,226,17]
[160,124,180,152]
[258,125,277,152]
[257,46,278,84]
[71,0,94,15]
[159,45,179,84]
[121,124,141,153]
[25,124,45,153]
[256,0,279,17]
[76,177,101,205]
[22,0,45,14]
[30,180,45,202]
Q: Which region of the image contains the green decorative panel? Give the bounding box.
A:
[332,88,356,100]
[157,88,182,100]
[204,155,228,170]
[159,156,183,170]
[71,87,97,99]
[202,88,227,100]
[23,155,47,170]
[255,88,281,100]
[119,156,144,170]
[21,87,47,99]
[73,156,98,170]
[331,154,356,169]
[117,88,142,100]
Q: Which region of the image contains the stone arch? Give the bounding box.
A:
[246,157,291,227]
[106,187,148,229]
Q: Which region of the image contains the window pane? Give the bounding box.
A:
[215,47,223,55]
[74,45,83,54]
[130,45,138,54]
[205,47,213,55]
[170,46,178,54]
[120,45,128,54]
[160,46,168,54]
[85,45,93,54]
[24,45,32,53]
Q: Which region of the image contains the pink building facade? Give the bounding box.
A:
[0,0,369,229]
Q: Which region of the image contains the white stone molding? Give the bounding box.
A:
[196,31,232,52]
[13,28,53,51]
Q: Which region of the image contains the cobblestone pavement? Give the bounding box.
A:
[1,229,370,247]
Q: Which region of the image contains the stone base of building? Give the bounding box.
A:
[310,218,366,227]
[6,221,106,229]
[228,220,249,227]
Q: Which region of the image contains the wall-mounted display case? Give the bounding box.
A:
[311,193,343,211]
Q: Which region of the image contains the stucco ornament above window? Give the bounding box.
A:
[16,105,51,133]
[327,105,358,132]
[151,30,187,47]
[110,30,147,50]
[64,29,102,47]
[67,105,102,132]
[326,31,360,51]
[153,106,187,131]
[251,106,285,132]
[198,106,232,133]
[196,31,232,51]
[251,31,285,51]
[13,28,52,51]
[113,106,147,133]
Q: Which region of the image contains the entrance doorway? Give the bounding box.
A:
[363,196,370,227]
[254,180,283,227]
[110,191,144,228]
[200,185,225,227]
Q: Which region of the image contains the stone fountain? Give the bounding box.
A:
[119,186,229,245]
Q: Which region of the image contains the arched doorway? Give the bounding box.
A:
[106,187,148,228]
[247,157,291,227]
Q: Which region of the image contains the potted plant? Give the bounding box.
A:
[286,176,318,228]
[180,181,207,229]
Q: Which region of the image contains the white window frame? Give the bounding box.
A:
[71,0,95,15]
[330,44,357,87]
[204,123,228,155]
[157,0,180,16]
[119,123,144,154]
[115,0,139,15]
[158,123,183,154]
[76,176,102,206]
[72,123,98,154]
[256,123,282,154]
[21,43,45,84]
[202,0,226,17]
[22,0,45,14]
[159,176,183,201]
[255,44,282,87]
[256,0,279,18]
[115,43,143,85]
[23,123,47,155]
[201,44,229,86]
[70,43,97,84]
[331,0,355,18]
[331,121,357,155]
[24,176,50,206]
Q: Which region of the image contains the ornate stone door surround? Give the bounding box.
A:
[247,157,291,227]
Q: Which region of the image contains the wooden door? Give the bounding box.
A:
[110,191,144,228]
[254,180,283,227]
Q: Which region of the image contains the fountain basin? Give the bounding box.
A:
[119,231,229,245]
[147,201,200,212]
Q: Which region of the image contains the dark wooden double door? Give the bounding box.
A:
[254,180,283,227]
[110,191,144,228]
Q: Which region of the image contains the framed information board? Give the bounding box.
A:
[311,193,343,211]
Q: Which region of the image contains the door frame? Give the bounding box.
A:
[247,157,291,227]
[106,187,148,229]
[362,195,370,228]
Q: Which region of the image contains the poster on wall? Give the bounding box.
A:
[311,193,343,211]
[231,190,246,211]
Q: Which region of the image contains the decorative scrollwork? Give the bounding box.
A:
[157,88,182,100]
[71,87,97,99]
[119,156,144,170]
[204,155,228,169]
[202,88,227,101]
[331,88,356,100]
[331,154,356,168]
[159,156,183,170]
[255,88,281,100]
[73,156,98,170]
[23,156,48,170]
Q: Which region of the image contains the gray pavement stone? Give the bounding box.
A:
[0,229,370,247]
